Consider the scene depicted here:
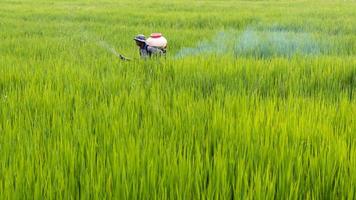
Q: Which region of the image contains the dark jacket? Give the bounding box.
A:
[140,44,166,58]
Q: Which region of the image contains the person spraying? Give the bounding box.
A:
[134,33,167,59]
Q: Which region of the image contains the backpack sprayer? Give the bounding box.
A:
[146,33,167,49]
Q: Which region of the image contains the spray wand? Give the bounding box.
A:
[116,53,132,61]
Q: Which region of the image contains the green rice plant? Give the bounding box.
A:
[0,0,355,199]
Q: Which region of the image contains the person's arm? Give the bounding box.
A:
[147,46,155,56]
[140,48,150,58]
[147,46,164,56]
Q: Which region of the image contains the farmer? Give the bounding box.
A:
[134,34,166,59]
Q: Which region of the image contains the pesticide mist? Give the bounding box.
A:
[176,27,328,58]
[80,29,122,59]
[97,40,122,59]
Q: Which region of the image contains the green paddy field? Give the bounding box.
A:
[0,0,355,199]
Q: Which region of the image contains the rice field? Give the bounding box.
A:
[0,0,356,199]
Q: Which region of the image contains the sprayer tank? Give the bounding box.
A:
[146,33,167,49]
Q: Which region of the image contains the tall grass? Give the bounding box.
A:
[0,0,355,199]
